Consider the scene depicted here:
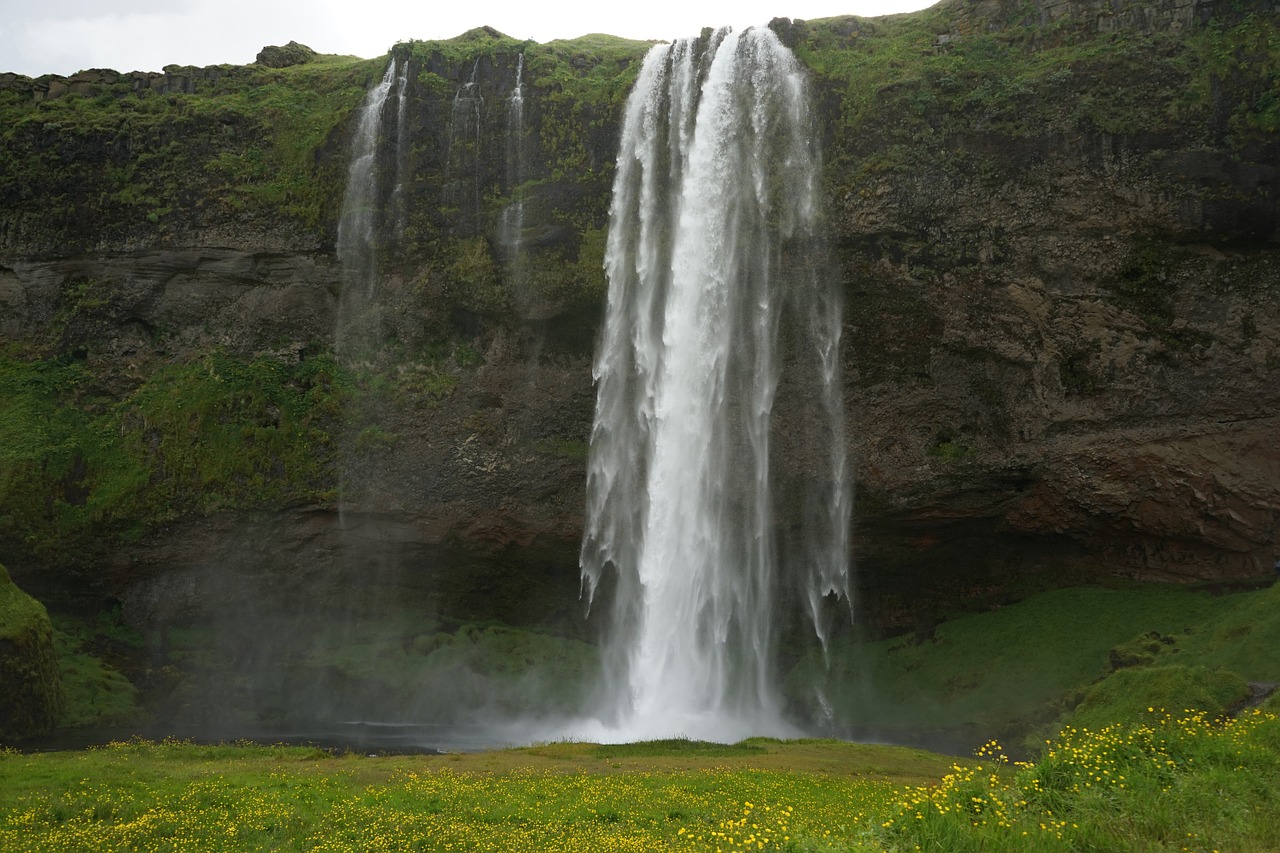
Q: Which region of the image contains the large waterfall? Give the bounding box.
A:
[579,27,850,742]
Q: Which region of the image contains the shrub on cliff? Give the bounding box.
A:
[0,564,64,741]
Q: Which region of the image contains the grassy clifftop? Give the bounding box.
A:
[0,31,650,261]
[787,2,1279,224]
[0,56,375,256]
[1,5,1273,258]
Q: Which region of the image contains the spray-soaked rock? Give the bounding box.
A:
[0,564,63,741]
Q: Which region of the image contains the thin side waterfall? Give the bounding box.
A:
[447,58,484,233]
[500,54,528,303]
[390,59,411,238]
[579,27,850,742]
[292,55,405,726]
[336,58,397,304]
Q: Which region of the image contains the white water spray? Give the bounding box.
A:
[579,27,850,743]
[336,59,397,299]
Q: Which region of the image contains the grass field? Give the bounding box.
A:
[4,705,1278,852]
[789,581,1280,746]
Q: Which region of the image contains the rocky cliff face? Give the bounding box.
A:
[0,1,1277,652]
[807,0,1280,624]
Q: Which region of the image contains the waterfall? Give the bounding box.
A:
[336,58,397,302]
[501,54,527,297]
[504,56,525,245]
[390,59,411,238]
[579,27,850,742]
[447,58,484,233]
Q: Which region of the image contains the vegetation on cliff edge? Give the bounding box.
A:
[0,55,375,252]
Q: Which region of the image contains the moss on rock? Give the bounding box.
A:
[1066,665,1251,731]
[0,564,64,741]
[255,41,318,69]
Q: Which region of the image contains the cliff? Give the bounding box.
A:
[794,0,1280,628]
[0,0,1277,649]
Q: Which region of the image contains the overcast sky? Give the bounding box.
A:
[1,0,936,78]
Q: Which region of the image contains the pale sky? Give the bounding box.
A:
[0,0,936,78]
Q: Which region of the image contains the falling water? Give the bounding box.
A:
[494,54,524,302]
[447,58,484,233]
[579,27,850,742]
[336,59,397,302]
[500,54,526,272]
[390,59,411,237]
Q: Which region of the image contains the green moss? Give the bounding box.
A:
[799,12,1208,141]
[526,33,649,179]
[0,54,371,250]
[56,652,140,728]
[1067,665,1250,731]
[443,236,505,313]
[0,566,37,640]
[927,438,973,462]
[354,424,401,451]
[532,438,588,461]
[49,612,142,728]
[789,582,1280,739]
[792,9,1279,227]
[0,565,64,740]
[0,348,344,566]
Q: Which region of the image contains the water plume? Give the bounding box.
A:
[579,26,850,742]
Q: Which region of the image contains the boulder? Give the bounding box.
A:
[0,564,64,741]
[255,41,317,69]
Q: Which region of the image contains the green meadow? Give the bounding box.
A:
[16,576,1280,851]
[3,706,1279,852]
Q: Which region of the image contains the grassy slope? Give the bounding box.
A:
[50,611,142,728]
[0,739,938,851]
[2,717,1279,851]
[791,582,1280,738]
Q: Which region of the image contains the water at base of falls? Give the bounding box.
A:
[579,26,850,743]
